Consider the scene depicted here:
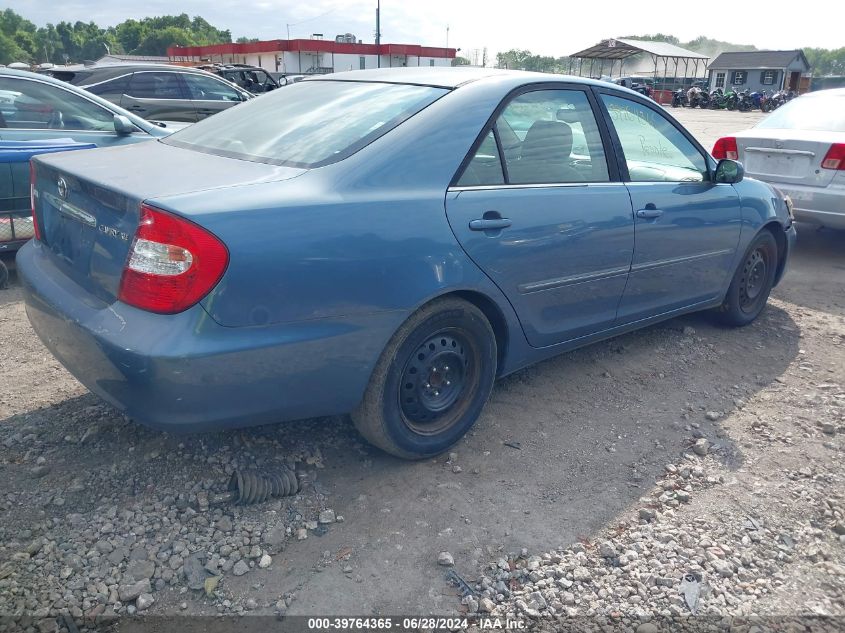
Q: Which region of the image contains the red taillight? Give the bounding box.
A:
[30,161,42,241]
[118,204,229,314]
[821,143,845,170]
[712,137,739,161]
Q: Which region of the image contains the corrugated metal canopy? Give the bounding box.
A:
[571,38,708,60]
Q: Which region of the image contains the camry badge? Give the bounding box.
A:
[57,177,68,199]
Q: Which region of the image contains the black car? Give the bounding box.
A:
[613,76,654,97]
[46,64,252,122]
[197,64,279,94]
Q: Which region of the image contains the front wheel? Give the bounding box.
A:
[716,231,779,327]
[352,298,497,459]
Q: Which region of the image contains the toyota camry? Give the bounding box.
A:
[18,67,795,459]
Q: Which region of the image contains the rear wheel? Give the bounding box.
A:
[352,298,497,459]
[716,231,778,326]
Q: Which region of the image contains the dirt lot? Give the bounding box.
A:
[0,108,843,631]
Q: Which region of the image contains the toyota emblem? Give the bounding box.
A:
[57,177,68,199]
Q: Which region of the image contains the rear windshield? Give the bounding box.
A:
[163,80,449,168]
[756,95,845,132]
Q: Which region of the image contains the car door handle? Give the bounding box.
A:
[636,207,664,219]
[469,218,512,231]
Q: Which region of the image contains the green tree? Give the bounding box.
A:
[451,56,471,66]
[804,47,845,76]
[133,26,196,55]
[496,49,533,70]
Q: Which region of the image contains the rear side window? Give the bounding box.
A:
[84,75,131,98]
[457,89,609,186]
[164,81,448,168]
[182,73,242,102]
[457,131,504,186]
[127,72,186,100]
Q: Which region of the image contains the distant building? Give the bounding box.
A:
[96,54,171,65]
[707,50,811,93]
[168,35,456,75]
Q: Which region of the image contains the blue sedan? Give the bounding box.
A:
[18,68,796,459]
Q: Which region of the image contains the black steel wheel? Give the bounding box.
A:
[399,331,476,434]
[716,230,779,326]
[352,298,497,459]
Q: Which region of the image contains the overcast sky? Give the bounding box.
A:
[7,0,842,58]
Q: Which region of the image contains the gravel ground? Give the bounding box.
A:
[0,108,843,632]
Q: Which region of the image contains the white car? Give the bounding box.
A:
[712,88,845,230]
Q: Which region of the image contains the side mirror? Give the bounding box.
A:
[113,114,137,135]
[714,159,744,184]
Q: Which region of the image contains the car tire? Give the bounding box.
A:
[716,230,778,327]
[351,297,497,460]
[0,259,8,289]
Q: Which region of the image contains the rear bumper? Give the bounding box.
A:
[769,181,845,230]
[16,240,400,431]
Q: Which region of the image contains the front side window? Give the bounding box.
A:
[732,71,747,85]
[601,94,707,183]
[164,80,448,168]
[761,70,776,85]
[493,89,609,185]
[0,77,115,131]
[715,72,725,89]
[127,72,186,100]
[183,73,243,101]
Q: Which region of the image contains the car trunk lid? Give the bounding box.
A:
[32,140,304,304]
[736,128,842,188]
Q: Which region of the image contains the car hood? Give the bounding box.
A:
[148,120,193,134]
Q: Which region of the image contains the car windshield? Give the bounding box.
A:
[755,95,845,132]
[163,80,449,168]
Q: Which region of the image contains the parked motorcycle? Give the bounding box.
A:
[708,88,729,110]
[749,90,766,111]
[735,89,754,112]
[687,85,710,109]
[672,88,688,107]
[769,89,797,110]
[723,87,740,111]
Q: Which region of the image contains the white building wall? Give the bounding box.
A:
[334,53,365,72]
[192,49,451,74]
[257,54,276,71]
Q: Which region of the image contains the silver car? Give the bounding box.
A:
[712,88,845,229]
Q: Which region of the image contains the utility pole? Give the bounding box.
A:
[376,0,381,68]
[446,25,449,49]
